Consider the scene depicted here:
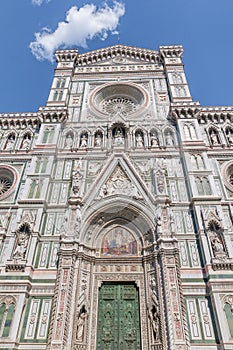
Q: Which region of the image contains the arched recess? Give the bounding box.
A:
[80,196,155,248]
[74,198,156,350]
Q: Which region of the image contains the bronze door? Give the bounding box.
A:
[96,283,141,350]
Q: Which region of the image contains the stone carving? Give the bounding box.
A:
[65,134,73,148]
[113,128,125,146]
[72,159,83,196]
[13,225,30,260]
[80,133,88,148]
[209,129,220,145]
[226,128,233,144]
[211,234,227,259]
[5,135,15,151]
[150,132,159,147]
[164,131,174,146]
[76,305,88,342]
[94,132,103,147]
[21,134,31,150]
[135,131,144,147]
[154,158,167,194]
[149,303,159,342]
[99,165,140,198]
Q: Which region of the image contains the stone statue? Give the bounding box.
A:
[211,235,227,258]
[80,134,88,148]
[72,160,83,195]
[13,229,29,260]
[136,133,144,147]
[151,133,159,147]
[21,135,31,150]
[210,131,219,145]
[5,136,15,151]
[76,306,88,342]
[165,132,174,146]
[149,304,159,342]
[65,134,73,148]
[95,133,102,147]
[114,129,124,146]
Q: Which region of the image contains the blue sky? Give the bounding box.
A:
[0,0,233,112]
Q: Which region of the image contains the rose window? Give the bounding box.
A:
[0,177,13,196]
[0,166,17,200]
[101,97,137,116]
[91,83,148,118]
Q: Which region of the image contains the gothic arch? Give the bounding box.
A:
[80,198,155,248]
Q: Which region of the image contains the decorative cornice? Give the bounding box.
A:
[38,106,68,123]
[170,102,200,120]
[198,106,233,124]
[76,44,159,66]
[0,112,40,129]
[55,49,79,63]
[159,45,184,59]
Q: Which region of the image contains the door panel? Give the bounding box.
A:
[97,283,141,350]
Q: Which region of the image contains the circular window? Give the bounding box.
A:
[90,83,148,118]
[0,166,17,200]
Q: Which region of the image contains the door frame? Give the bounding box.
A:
[89,268,149,350]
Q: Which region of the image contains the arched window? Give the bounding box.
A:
[196,177,211,195]
[184,124,196,140]
[0,298,16,337]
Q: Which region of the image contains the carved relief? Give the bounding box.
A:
[99,165,141,198]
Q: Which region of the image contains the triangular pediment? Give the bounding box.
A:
[83,154,154,209]
[76,45,160,67]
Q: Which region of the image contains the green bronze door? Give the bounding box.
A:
[96,283,141,350]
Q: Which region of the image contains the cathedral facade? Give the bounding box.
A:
[0,44,232,350]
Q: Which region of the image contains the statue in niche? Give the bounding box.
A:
[135,132,144,147]
[165,131,174,146]
[65,134,73,148]
[211,234,227,258]
[21,134,31,150]
[94,132,103,147]
[76,305,88,342]
[150,132,159,147]
[5,135,15,151]
[72,160,83,195]
[226,129,233,144]
[113,128,124,146]
[209,130,220,145]
[80,134,88,148]
[149,303,160,342]
[13,226,30,260]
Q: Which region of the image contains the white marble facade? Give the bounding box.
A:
[0,44,232,350]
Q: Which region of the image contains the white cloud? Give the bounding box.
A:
[32,0,51,6]
[29,2,125,62]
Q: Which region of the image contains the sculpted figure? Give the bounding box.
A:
[114,129,124,146]
[136,132,144,147]
[76,306,88,342]
[80,134,88,148]
[21,135,31,150]
[95,133,102,147]
[13,229,29,260]
[65,134,73,148]
[5,135,15,151]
